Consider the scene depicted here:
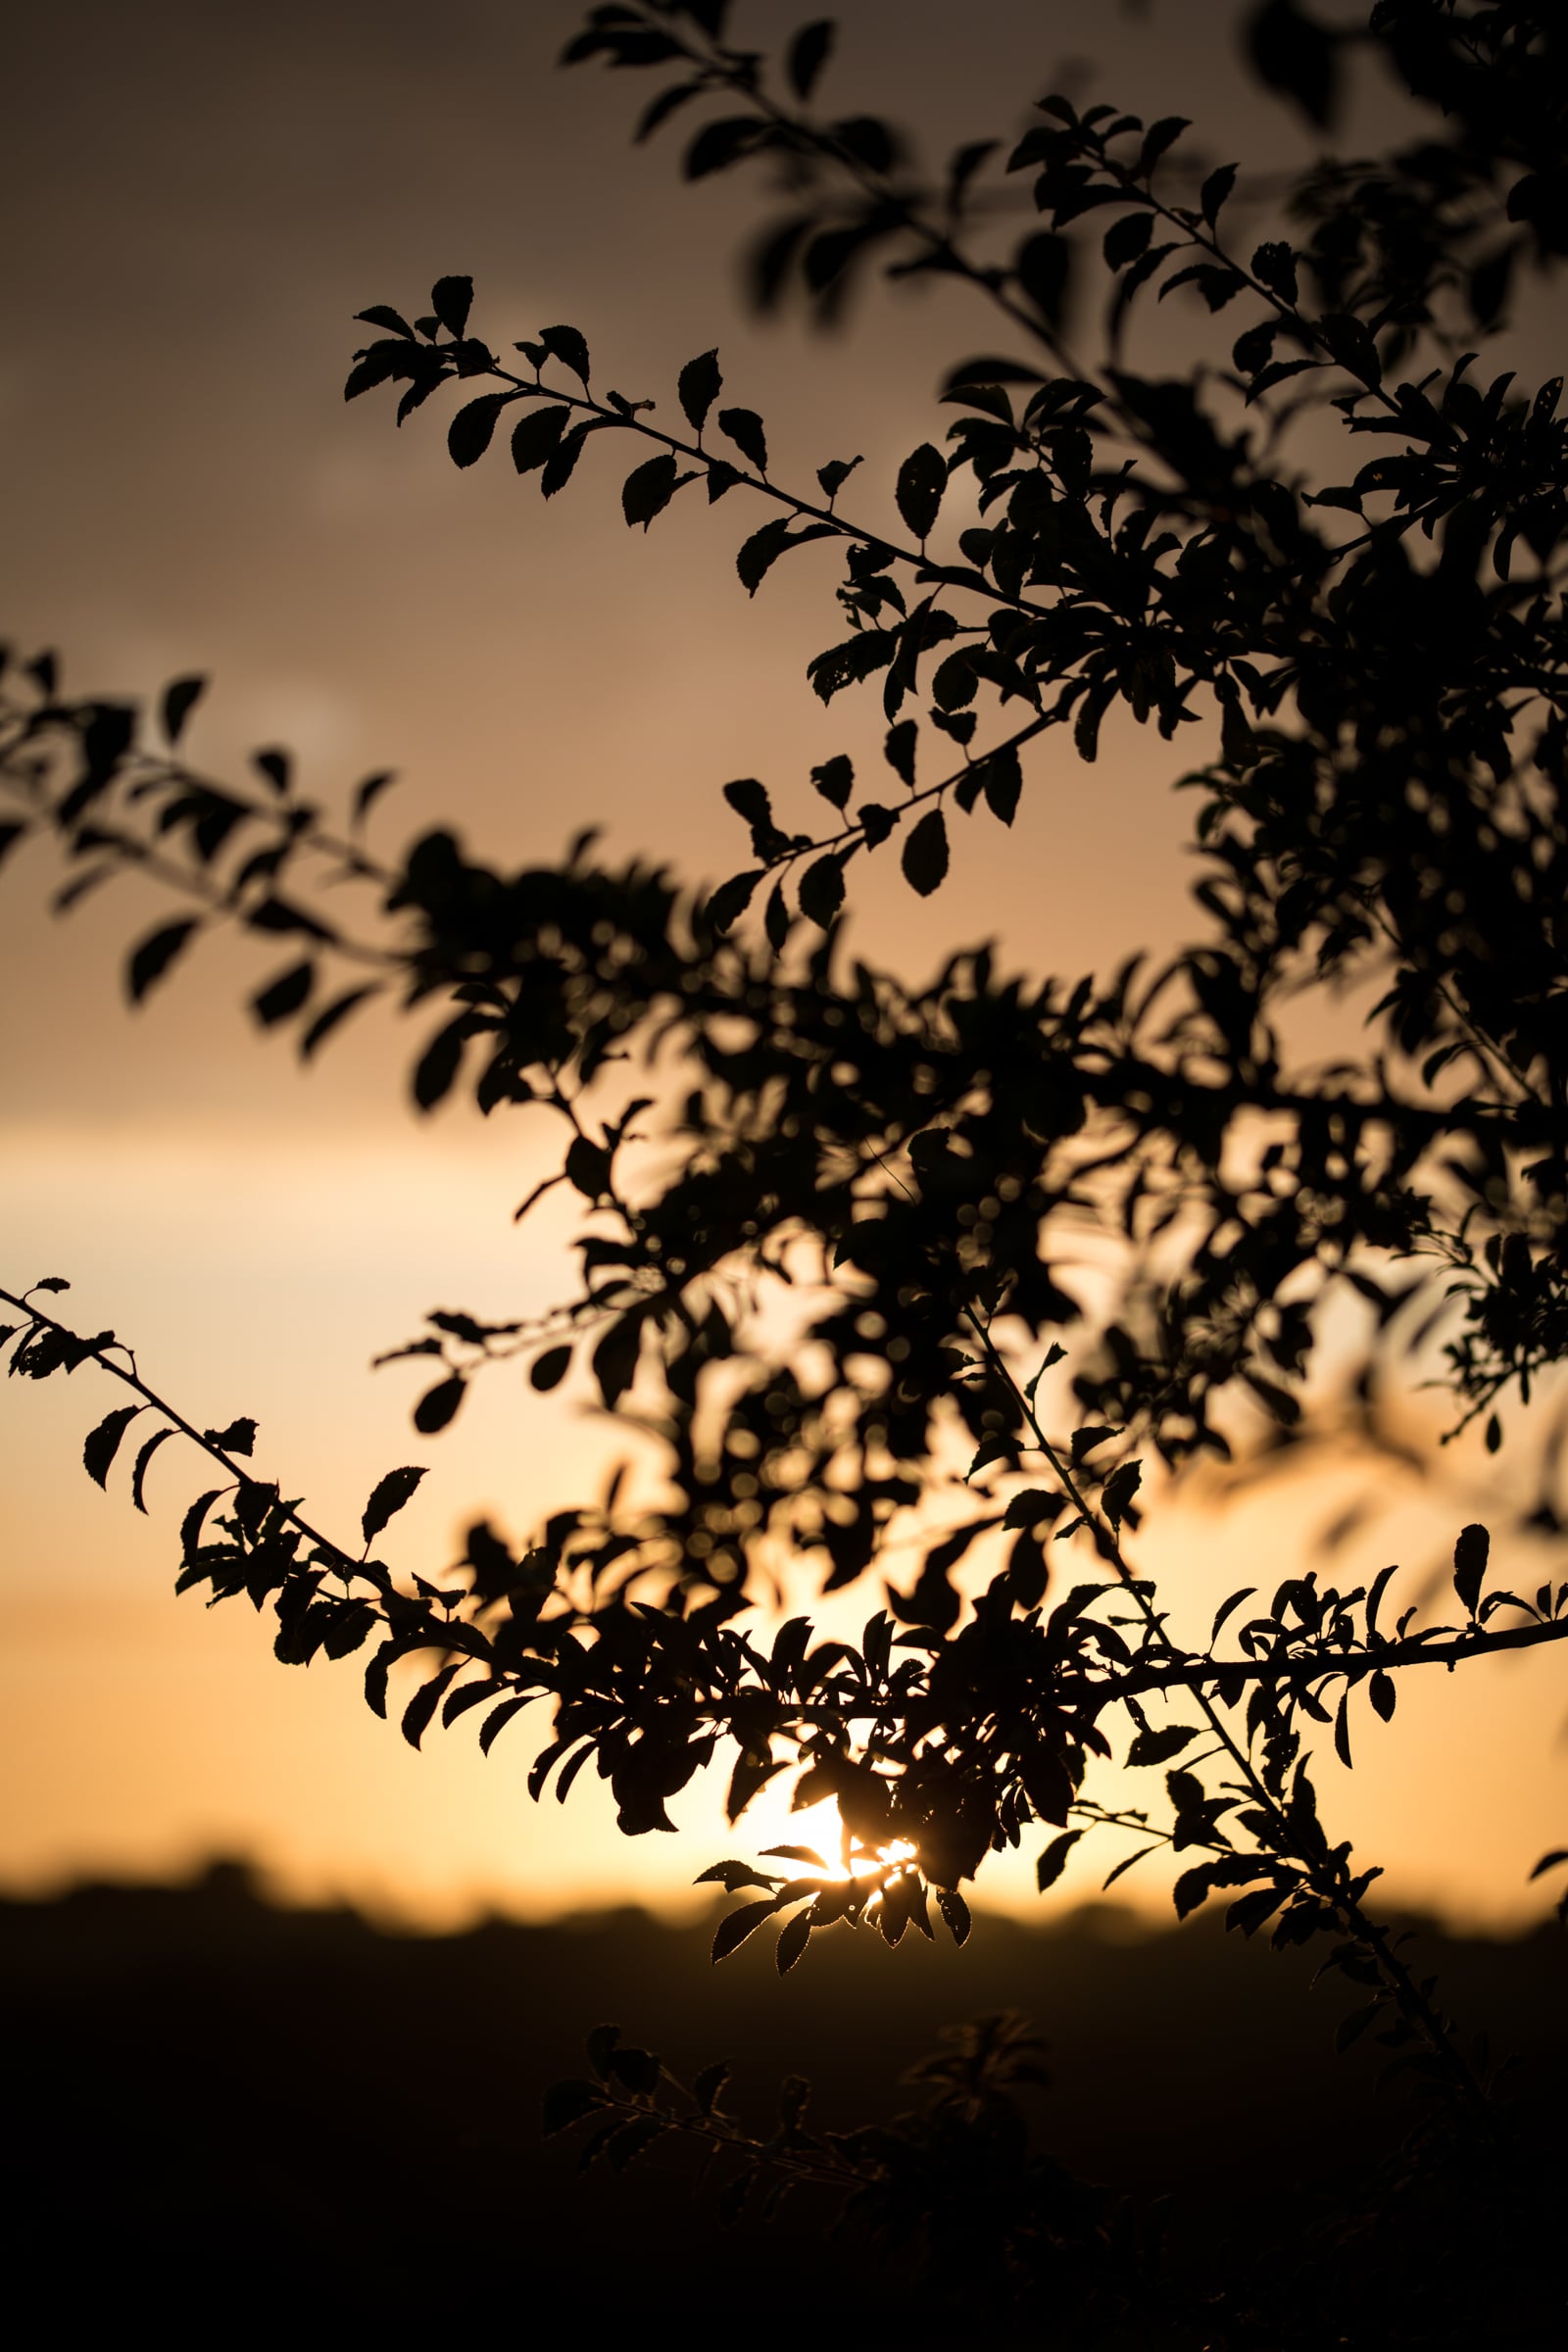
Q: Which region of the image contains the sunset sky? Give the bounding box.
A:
[3,0,1565,1932]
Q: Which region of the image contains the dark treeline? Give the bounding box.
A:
[4,1864,1562,2345]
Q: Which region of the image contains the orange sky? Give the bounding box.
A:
[3,0,1565,1931]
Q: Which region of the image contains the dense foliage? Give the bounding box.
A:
[4,2,1566,2337]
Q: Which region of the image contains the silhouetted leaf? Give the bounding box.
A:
[160,674,205,746]
[705,869,761,933]
[127,920,200,1004]
[811,755,854,809]
[540,323,591,384]
[251,962,314,1027]
[543,2079,605,2136]
[622,453,681,527]
[678,348,722,433]
[362,1464,427,1545]
[414,1376,466,1435]
[1247,0,1338,128]
[787,19,833,101]
[694,2060,731,2116]
[301,986,379,1060]
[816,454,861,502]
[430,274,473,336]
[717,406,766,471]
[512,405,572,472]
[1127,1724,1198,1768]
[130,1427,173,1513]
[530,1345,572,1393]
[1015,231,1070,326]
[1037,1829,1084,1891]
[712,1898,779,1962]
[902,808,948,895]
[1452,1522,1490,1615]
[895,443,947,541]
[413,1015,467,1109]
[776,1909,811,1974]
[448,394,509,467]
[592,1315,643,1408]
[798,855,846,926]
[83,1404,141,1489]
[884,720,916,787]
[204,1417,257,1456]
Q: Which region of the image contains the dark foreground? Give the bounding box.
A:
[3,1863,1562,2346]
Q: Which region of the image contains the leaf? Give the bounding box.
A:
[1036,1828,1083,1892]
[251,961,314,1027]
[1015,231,1070,326]
[540,323,591,384]
[130,1427,173,1513]
[1452,1522,1490,1615]
[543,2079,605,2137]
[1004,1488,1064,1531]
[895,443,948,541]
[203,1417,257,1456]
[530,1345,572,1393]
[1368,1669,1396,1723]
[798,855,845,927]
[1137,116,1190,175]
[1102,1457,1143,1528]
[414,1376,465,1435]
[592,1314,643,1408]
[937,1887,972,1944]
[723,777,772,829]
[816,455,861,502]
[678,348,722,434]
[1127,1724,1198,1768]
[1247,0,1339,129]
[736,518,796,594]
[811,755,854,809]
[1528,1848,1568,1881]
[979,743,1022,824]
[622,453,681,528]
[1227,1884,1288,1937]
[413,1015,467,1110]
[160,675,206,746]
[901,809,948,896]
[717,406,766,471]
[430,274,473,336]
[361,1464,427,1545]
[448,395,508,467]
[127,919,200,1004]
[301,986,379,1061]
[694,2061,730,2116]
[1335,1999,1383,2053]
[402,1663,460,1750]
[711,1898,779,1963]
[1210,1586,1255,1643]
[179,1489,223,1564]
[787,19,833,101]
[775,1910,811,1975]
[511,405,572,472]
[1334,1691,1353,1770]
[704,869,761,933]
[83,1404,142,1489]
[1200,164,1238,227]
[883,720,916,787]
[1103,210,1154,271]
[479,1693,531,1754]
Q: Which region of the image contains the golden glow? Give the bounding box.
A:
[4,2,1566,1935]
